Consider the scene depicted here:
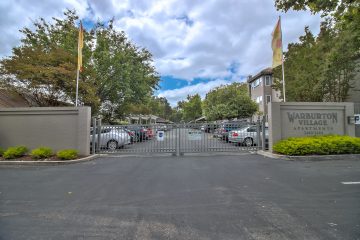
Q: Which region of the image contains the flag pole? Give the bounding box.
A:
[75,21,83,107]
[75,67,79,106]
[281,54,286,102]
[280,16,286,102]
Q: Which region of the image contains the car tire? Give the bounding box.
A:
[244,137,253,147]
[107,140,118,150]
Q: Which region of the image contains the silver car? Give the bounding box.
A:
[228,125,268,146]
[90,127,131,150]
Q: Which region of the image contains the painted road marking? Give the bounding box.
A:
[341,182,360,185]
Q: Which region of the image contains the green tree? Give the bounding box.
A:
[122,96,172,120]
[272,27,324,101]
[203,83,258,121]
[274,0,357,17]
[92,20,159,121]
[0,10,97,107]
[182,94,203,122]
[0,10,160,121]
[147,97,172,119]
[169,101,185,123]
[169,109,183,123]
[273,21,358,102]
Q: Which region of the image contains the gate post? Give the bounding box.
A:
[92,117,97,154]
[261,115,266,151]
[96,118,102,153]
[256,118,261,149]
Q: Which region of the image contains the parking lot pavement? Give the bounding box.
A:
[0,154,359,240]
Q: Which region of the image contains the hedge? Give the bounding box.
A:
[31,147,53,159]
[273,135,360,156]
[3,146,29,159]
[56,149,78,160]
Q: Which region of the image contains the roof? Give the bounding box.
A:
[127,114,159,120]
[195,116,206,122]
[126,114,172,123]
[0,89,31,108]
[155,118,168,123]
[247,68,272,83]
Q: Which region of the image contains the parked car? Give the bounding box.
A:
[125,126,148,142]
[228,125,268,146]
[145,126,155,139]
[200,124,217,133]
[214,122,249,142]
[124,129,137,143]
[156,124,167,132]
[90,127,131,150]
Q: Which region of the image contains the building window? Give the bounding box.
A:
[265,76,272,86]
[251,78,262,89]
[256,96,263,104]
[266,95,271,104]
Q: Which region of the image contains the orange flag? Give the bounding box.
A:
[272,17,283,68]
[77,22,84,72]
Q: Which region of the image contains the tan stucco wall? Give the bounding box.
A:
[0,107,91,156]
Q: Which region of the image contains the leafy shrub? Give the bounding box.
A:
[273,135,360,156]
[3,146,29,159]
[56,149,78,160]
[0,147,4,156]
[31,147,53,159]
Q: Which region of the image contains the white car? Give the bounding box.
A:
[90,127,131,150]
[228,125,268,146]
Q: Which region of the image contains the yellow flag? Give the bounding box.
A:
[272,17,283,68]
[77,22,84,72]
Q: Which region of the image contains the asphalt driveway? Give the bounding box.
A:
[0,154,359,240]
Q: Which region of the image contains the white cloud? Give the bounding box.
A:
[103,0,321,82]
[0,0,321,103]
[158,78,246,106]
[0,0,89,57]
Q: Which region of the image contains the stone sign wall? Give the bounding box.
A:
[268,102,355,152]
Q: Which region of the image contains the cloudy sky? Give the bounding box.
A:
[0,0,321,106]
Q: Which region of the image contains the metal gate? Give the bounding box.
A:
[355,102,360,137]
[91,118,267,155]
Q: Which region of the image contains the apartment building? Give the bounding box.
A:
[247,68,281,121]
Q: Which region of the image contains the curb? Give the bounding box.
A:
[257,150,288,159]
[97,152,255,158]
[257,150,360,161]
[0,154,99,166]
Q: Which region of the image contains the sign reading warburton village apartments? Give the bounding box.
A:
[284,111,344,136]
[268,102,355,152]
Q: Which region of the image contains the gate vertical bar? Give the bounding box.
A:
[261,116,266,151]
[92,117,97,154]
[96,118,102,153]
[176,124,180,156]
[256,118,261,150]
